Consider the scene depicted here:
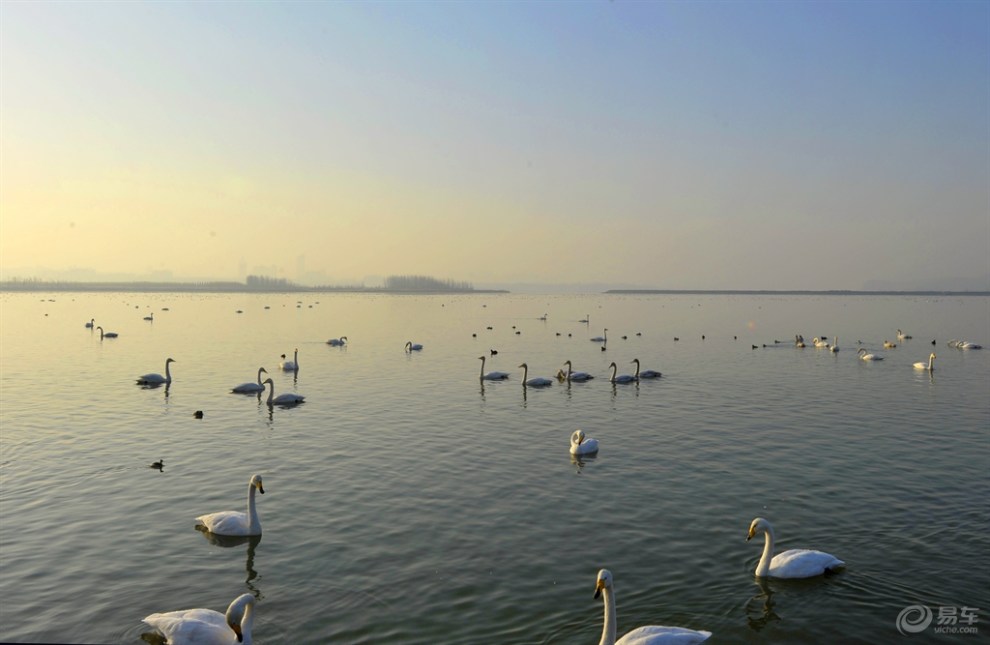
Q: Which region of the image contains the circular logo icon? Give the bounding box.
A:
[897,605,933,635]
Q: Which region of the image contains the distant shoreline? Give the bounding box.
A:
[0,281,986,296]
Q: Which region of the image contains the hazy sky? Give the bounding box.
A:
[2,1,988,290]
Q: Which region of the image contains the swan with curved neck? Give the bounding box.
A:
[608,362,637,383]
[746,517,844,578]
[594,569,711,645]
[96,326,118,339]
[327,336,347,346]
[631,359,662,379]
[913,353,936,371]
[479,355,510,380]
[591,328,608,343]
[263,378,304,406]
[232,367,268,394]
[519,363,553,387]
[563,360,594,382]
[279,348,299,371]
[196,475,265,537]
[85,318,95,328]
[144,592,256,644]
[570,430,599,456]
[858,348,883,361]
[405,341,423,352]
[137,358,175,385]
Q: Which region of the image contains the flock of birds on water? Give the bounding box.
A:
[78,309,983,644]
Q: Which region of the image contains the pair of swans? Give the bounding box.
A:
[263,378,304,406]
[857,348,883,361]
[478,356,510,380]
[231,367,267,394]
[518,363,553,387]
[326,336,347,347]
[137,358,175,385]
[913,353,936,371]
[405,341,423,352]
[144,593,256,644]
[279,349,299,371]
[570,429,599,456]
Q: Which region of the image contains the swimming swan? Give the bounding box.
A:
[405,341,423,352]
[479,355,510,380]
[85,318,95,328]
[813,337,829,348]
[631,359,662,379]
[144,592,256,644]
[829,337,839,353]
[232,367,268,394]
[747,517,844,578]
[882,340,897,349]
[137,358,175,385]
[96,326,118,339]
[519,363,553,387]
[609,362,637,383]
[897,329,912,340]
[913,353,936,371]
[570,430,599,456]
[263,378,304,406]
[594,569,711,645]
[279,349,299,371]
[195,474,265,536]
[563,360,595,382]
[326,336,347,347]
[857,348,883,361]
[591,328,608,343]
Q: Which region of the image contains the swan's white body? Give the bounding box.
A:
[631,359,662,379]
[956,340,983,350]
[570,430,599,456]
[829,337,839,353]
[591,328,608,343]
[144,592,255,645]
[479,356,510,380]
[563,360,594,382]
[858,348,883,361]
[327,336,347,347]
[405,341,423,352]
[279,349,299,371]
[897,329,912,340]
[96,326,118,339]
[594,569,711,645]
[747,517,844,579]
[196,474,265,536]
[913,353,936,371]
[263,378,304,406]
[137,358,175,385]
[813,337,829,348]
[519,363,553,387]
[883,340,897,348]
[232,367,268,394]
[609,362,637,383]
[85,318,95,328]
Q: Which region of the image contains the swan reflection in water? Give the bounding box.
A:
[196,530,263,589]
[745,578,781,632]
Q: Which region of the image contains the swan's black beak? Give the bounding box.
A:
[231,622,243,642]
[746,528,755,542]
[258,483,265,494]
[594,580,604,600]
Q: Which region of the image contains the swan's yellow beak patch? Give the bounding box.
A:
[747,527,755,541]
[594,579,605,599]
[230,622,243,642]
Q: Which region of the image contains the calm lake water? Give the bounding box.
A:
[1,291,987,644]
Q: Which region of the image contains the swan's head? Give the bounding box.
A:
[631,359,639,365]
[571,429,586,446]
[609,362,617,369]
[260,367,268,374]
[518,363,528,369]
[747,517,772,541]
[250,474,265,495]
[594,569,614,599]
[225,593,255,642]
[166,358,176,365]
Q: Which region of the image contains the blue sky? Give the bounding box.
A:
[2,1,987,290]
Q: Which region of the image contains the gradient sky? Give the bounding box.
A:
[2,1,988,290]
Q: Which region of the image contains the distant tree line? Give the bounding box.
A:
[383,275,474,291]
[245,275,296,290]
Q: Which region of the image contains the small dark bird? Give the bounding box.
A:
[193,411,204,419]
[702,335,706,340]
[932,339,936,345]
[674,337,679,341]
[490,349,498,355]
[752,345,758,350]
[150,459,164,470]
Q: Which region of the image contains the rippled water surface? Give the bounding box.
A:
[1,291,988,643]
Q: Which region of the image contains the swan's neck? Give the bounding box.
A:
[756,526,776,577]
[257,369,264,385]
[247,484,260,533]
[266,384,274,405]
[633,361,639,378]
[600,586,617,645]
[479,358,485,378]
[521,365,528,383]
[929,355,935,369]
[164,361,172,383]
[610,365,617,380]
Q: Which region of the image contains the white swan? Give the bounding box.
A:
[913,353,936,371]
[631,358,662,379]
[747,517,844,579]
[195,474,265,536]
[594,569,711,645]
[85,318,95,328]
[232,367,268,394]
[263,378,304,406]
[813,337,829,348]
[519,363,553,387]
[144,592,256,644]
[137,358,175,385]
[279,349,298,371]
[326,336,347,347]
[563,360,595,382]
[405,341,423,352]
[829,337,839,353]
[591,328,608,343]
[479,355,510,380]
[96,326,118,339]
[897,329,912,340]
[957,341,983,350]
[882,340,897,348]
[858,348,883,361]
[609,362,637,383]
[570,429,599,456]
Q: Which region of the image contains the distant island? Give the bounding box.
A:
[0,274,508,294]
